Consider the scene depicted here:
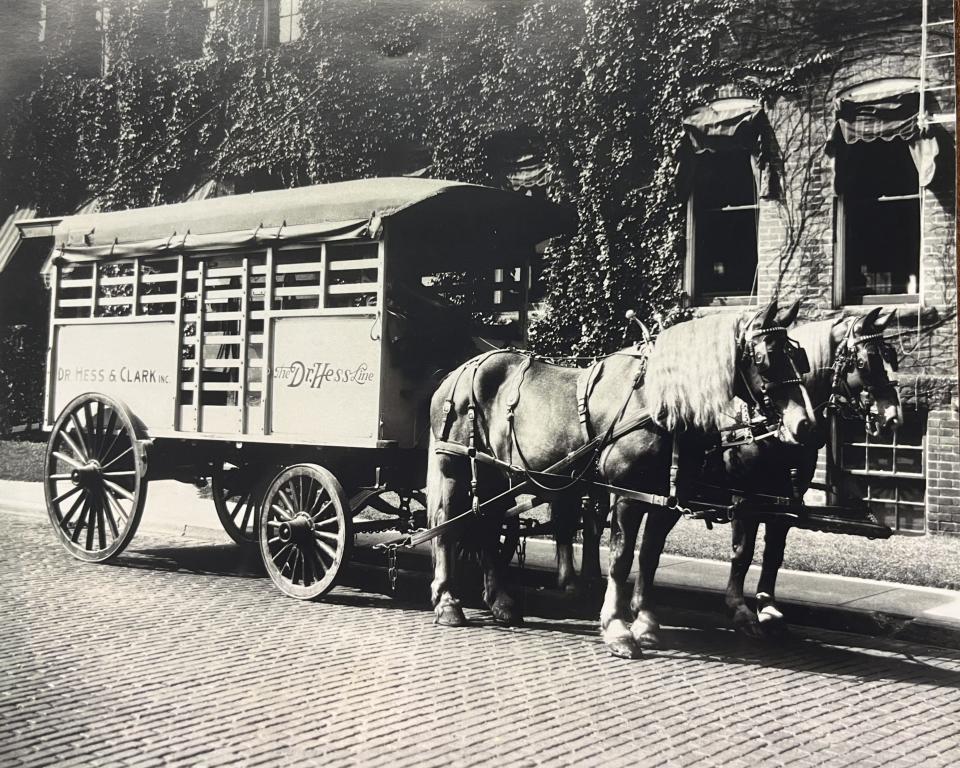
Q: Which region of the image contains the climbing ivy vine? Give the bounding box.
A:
[1,0,835,356]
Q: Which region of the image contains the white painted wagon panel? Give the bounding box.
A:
[50,321,178,431]
[268,315,381,442]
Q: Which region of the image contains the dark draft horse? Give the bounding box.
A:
[620,307,902,650]
[426,299,815,636]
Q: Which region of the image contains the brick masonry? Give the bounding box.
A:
[700,5,958,534]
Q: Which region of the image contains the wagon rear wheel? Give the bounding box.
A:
[211,462,269,545]
[44,393,147,562]
[260,464,352,600]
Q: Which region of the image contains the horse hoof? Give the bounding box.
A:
[602,620,642,659]
[630,611,661,647]
[435,600,469,627]
[490,596,523,626]
[731,606,763,640]
[608,638,642,659]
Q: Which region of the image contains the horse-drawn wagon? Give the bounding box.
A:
[20,177,571,598]
[19,177,902,656]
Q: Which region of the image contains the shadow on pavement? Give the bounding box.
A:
[103,539,960,687]
[110,542,266,578]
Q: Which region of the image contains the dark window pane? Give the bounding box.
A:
[867,448,893,472]
[895,449,923,474]
[693,151,757,300]
[842,444,866,470]
[899,481,925,504]
[872,502,898,529]
[898,505,925,532]
[843,141,920,300]
[869,479,896,500]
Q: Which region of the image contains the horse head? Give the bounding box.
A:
[736,298,816,445]
[830,307,902,436]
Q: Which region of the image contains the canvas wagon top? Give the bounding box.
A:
[18,177,573,271]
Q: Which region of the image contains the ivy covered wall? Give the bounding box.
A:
[0,0,945,358]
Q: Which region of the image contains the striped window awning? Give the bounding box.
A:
[0,206,38,274]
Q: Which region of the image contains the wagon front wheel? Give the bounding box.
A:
[44,393,148,562]
[260,464,352,600]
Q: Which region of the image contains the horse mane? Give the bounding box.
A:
[644,313,740,431]
[791,318,843,409]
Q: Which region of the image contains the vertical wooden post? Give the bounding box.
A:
[171,254,186,431]
[132,258,141,317]
[44,263,60,428]
[239,255,250,434]
[261,247,275,436]
[193,259,206,432]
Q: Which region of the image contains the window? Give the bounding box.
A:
[828,79,938,306]
[837,140,920,303]
[202,0,217,25]
[39,0,47,42]
[836,411,926,533]
[687,150,759,302]
[681,98,764,305]
[263,0,301,46]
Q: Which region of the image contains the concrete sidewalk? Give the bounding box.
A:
[5,477,960,649]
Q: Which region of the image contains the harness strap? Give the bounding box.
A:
[506,356,533,413]
[575,360,605,443]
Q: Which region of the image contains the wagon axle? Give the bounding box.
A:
[70,461,102,488]
[277,513,315,545]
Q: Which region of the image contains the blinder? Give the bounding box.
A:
[856,343,898,375]
[750,332,809,377]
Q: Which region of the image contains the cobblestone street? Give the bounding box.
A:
[3,512,960,767]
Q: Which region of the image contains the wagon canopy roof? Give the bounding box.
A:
[20,177,574,267]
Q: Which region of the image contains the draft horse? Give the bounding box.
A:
[627,306,902,648]
[426,299,815,637]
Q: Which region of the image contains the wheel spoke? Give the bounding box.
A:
[85,496,97,550]
[301,544,314,586]
[96,499,107,550]
[313,515,339,529]
[307,541,327,578]
[102,485,129,528]
[49,473,72,481]
[101,446,133,471]
[97,409,118,461]
[59,430,87,465]
[99,423,125,467]
[101,488,120,537]
[270,503,293,521]
[52,451,83,471]
[71,499,90,543]
[104,478,135,502]
[239,498,254,534]
[68,413,90,461]
[51,484,82,507]
[314,537,337,564]
[271,542,294,566]
[314,529,340,544]
[60,493,85,528]
[311,500,333,521]
[102,470,137,478]
[230,494,247,522]
[278,488,299,516]
[83,402,98,456]
[94,402,105,458]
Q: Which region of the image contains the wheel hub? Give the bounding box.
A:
[70,461,102,488]
[278,513,314,544]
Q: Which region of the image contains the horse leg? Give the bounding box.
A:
[629,505,681,647]
[481,512,522,626]
[599,497,643,659]
[726,518,762,639]
[579,492,607,586]
[756,522,790,637]
[428,451,468,627]
[552,497,579,592]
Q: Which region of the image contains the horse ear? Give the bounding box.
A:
[857,307,883,333]
[831,317,850,344]
[750,298,778,329]
[875,307,897,330]
[775,299,801,328]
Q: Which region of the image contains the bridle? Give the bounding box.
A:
[736,323,810,429]
[827,322,899,435]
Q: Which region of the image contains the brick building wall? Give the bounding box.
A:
[691,2,958,534]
